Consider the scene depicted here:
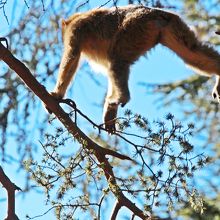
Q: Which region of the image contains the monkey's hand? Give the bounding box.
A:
[45,92,63,114]
[212,81,220,103]
[103,103,118,133]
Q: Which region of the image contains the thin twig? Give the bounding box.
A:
[110,201,122,220]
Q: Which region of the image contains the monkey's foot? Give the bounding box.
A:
[212,86,220,103]
[103,103,118,133]
[50,91,64,99]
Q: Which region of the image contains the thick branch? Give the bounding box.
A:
[0,42,131,161]
[0,166,21,220]
[0,42,170,219]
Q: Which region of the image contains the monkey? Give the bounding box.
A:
[49,5,220,133]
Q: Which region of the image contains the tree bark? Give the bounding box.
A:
[0,166,20,220]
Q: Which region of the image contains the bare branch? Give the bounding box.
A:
[0,166,21,220]
[23,0,29,9]
[110,201,122,220]
[0,41,156,219]
[0,0,9,24]
[76,0,89,11]
[41,0,45,11]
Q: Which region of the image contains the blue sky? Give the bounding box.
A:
[0,0,208,219]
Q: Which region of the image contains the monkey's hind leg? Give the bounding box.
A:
[160,12,220,102]
[103,63,130,133]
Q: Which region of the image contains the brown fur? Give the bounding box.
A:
[51,5,220,132]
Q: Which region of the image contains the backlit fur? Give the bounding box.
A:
[51,5,220,132]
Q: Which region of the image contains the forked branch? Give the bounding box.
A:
[0,42,152,219]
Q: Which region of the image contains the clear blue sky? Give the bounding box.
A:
[0,0,203,219]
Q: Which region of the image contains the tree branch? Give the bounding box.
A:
[0,166,21,220]
[110,201,122,220]
[0,42,171,219]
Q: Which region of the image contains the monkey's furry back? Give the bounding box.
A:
[63,5,220,76]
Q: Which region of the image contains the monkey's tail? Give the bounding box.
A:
[160,13,220,76]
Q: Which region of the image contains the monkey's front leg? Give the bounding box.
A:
[46,48,80,113]
[52,50,80,99]
[212,75,220,103]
